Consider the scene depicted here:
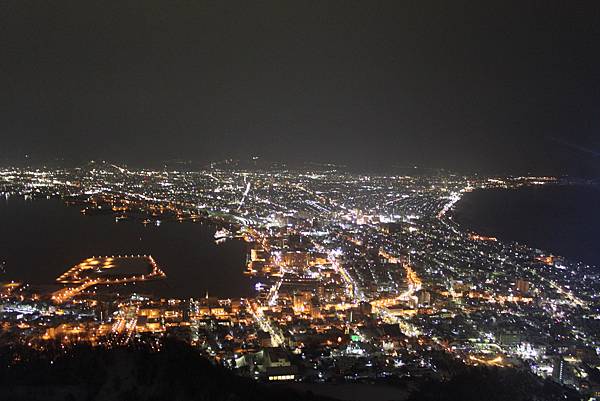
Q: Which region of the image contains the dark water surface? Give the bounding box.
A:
[453,185,600,267]
[0,196,251,298]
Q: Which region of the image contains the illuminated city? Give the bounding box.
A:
[3,1,600,400]
[0,163,598,399]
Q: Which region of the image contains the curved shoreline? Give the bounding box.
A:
[449,184,600,267]
[0,196,252,298]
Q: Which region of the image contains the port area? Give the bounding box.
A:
[52,255,166,303]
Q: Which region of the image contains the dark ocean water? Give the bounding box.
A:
[453,184,600,267]
[0,196,251,298]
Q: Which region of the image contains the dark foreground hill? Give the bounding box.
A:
[404,367,581,401]
[0,341,332,401]
[0,341,580,401]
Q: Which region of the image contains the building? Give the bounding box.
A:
[235,348,297,381]
[553,357,566,384]
[417,290,431,306]
[515,279,530,293]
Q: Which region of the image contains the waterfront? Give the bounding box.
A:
[453,184,600,267]
[0,196,251,298]
[1,166,599,398]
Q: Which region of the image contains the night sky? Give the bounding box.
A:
[2,1,599,175]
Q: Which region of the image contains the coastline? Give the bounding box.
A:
[450,183,600,268]
[0,196,252,298]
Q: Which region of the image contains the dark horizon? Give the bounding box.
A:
[0,155,598,179]
[3,1,600,176]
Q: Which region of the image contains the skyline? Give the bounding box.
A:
[0,163,597,399]
[3,1,600,176]
[3,2,600,400]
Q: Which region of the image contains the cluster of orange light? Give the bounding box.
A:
[404,263,422,287]
[468,354,505,367]
[57,257,117,283]
[52,255,166,303]
[468,234,498,242]
[370,297,401,308]
[535,255,556,265]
